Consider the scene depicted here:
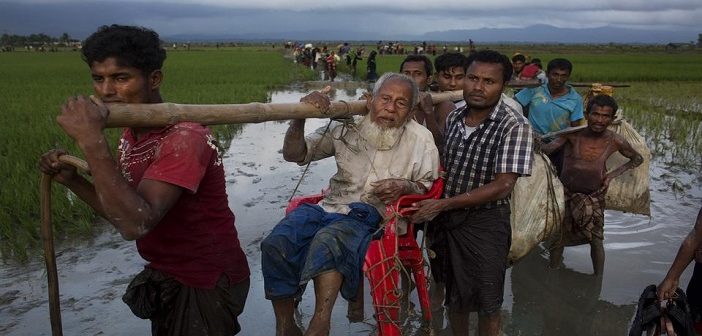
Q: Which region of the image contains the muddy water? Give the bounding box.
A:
[1,83,701,336]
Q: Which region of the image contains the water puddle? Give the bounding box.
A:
[1,81,701,335]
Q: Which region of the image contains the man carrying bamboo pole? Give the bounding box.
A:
[38,25,250,336]
[261,73,440,336]
[409,50,534,336]
[400,54,441,142]
[541,95,643,276]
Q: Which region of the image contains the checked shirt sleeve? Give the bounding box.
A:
[495,122,534,177]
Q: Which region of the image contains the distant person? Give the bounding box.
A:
[540,95,643,276]
[366,50,378,81]
[411,50,534,336]
[38,24,250,335]
[326,51,338,82]
[511,53,526,80]
[520,58,546,83]
[658,207,702,332]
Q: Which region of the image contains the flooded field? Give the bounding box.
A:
[1,83,701,335]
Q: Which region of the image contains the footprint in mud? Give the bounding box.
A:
[109,276,133,287]
[234,168,257,177]
[0,290,19,305]
[248,236,263,247]
[242,162,256,168]
[269,166,278,171]
[252,177,262,184]
[100,291,118,302]
[244,196,264,208]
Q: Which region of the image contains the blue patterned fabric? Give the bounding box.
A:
[261,202,382,301]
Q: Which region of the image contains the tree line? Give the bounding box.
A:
[1,32,74,46]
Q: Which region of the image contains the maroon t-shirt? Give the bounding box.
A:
[118,122,250,289]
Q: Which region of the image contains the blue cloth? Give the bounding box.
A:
[515,84,584,135]
[261,202,382,301]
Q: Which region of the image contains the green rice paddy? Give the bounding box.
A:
[0,45,700,260]
[0,47,315,260]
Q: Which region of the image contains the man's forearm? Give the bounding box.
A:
[606,155,643,181]
[78,136,157,239]
[442,174,517,210]
[62,175,105,217]
[283,119,308,162]
[663,235,698,282]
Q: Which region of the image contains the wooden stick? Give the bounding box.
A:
[104,90,465,128]
[103,82,628,128]
[40,155,89,336]
[539,125,588,139]
[505,80,631,88]
[40,174,63,336]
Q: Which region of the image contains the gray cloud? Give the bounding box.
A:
[0,0,699,40]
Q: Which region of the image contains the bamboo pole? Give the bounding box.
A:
[104,90,466,128]
[103,82,627,128]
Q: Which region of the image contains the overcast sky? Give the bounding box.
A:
[1,0,700,39]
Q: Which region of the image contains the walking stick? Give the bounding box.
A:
[40,155,89,336]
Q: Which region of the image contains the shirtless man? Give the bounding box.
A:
[541,94,643,276]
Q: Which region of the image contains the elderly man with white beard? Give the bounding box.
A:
[261,72,440,336]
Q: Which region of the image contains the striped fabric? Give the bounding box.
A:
[442,97,535,210]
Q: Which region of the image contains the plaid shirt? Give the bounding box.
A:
[443,97,534,209]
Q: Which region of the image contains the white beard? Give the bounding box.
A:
[357,115,406,151]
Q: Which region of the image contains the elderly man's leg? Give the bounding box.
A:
[306,271,343,336]
[262,205,327,336]
[590,238,605,276]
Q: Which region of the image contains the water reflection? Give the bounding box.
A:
[508,250,634,336]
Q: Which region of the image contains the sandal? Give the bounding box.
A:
[629,284,662,336]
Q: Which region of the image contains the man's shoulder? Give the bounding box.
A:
[404,120,436,144]
[163,122,213,144]
[170,122,211,135]
[498,100,530,126]
[565,85,584,100]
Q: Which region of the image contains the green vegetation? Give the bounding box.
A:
[0,47,315,260]
[1,45,700,261]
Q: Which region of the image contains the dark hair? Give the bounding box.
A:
[531,58,543,69]
[546,58,573,74]
[587,94,618,116]
[465,50,513,84]
[434,52,467,73]
[400,54,433,76]
[511,54,526,63]
[82,24,166,74]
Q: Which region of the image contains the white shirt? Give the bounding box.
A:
[301,116,440,215]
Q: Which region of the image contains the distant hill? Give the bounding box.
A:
[165,25,699,44]
[421,24,700,44]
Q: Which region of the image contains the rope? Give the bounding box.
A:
[287,119,334,201]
